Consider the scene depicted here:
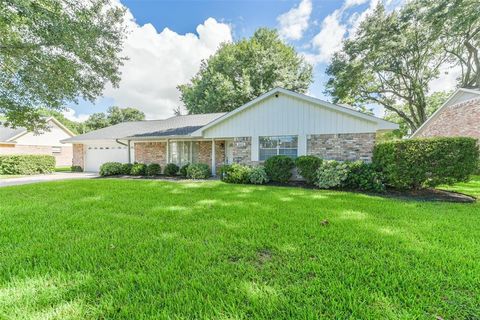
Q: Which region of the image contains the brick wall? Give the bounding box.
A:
[307,133,376,162]
[134,142,167,166]
[0,144,73,167]
[196,140,225,173]
[72,144,84,169]
[232,137,252,165]
[416,98,480,139]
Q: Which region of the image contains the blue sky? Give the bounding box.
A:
[66,0,419,121]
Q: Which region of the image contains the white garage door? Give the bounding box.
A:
[85,143,130,172]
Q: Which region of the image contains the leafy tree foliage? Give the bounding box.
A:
[326,4,447,133]
[179,28,313,114]
[421,0,480,88]
[84,106,145,131]
[0,0,127,130]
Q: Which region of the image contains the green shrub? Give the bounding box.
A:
[344,161,385,192]
[71,165,83,172]
[146,163,161,176]
[295,155,322,184]
[121,163,133,175]
[476,160,480,175]
[0,155,55,175]
[186,163,210,179]
[99,162,123,176]
[131,163,147,176]
[220,163,252,184]
[164,163,180,176]
[248,166,269,185]
[264,155,295,183]
[315,160,350,189]
[373,137,479,189]
[179,163,190,177]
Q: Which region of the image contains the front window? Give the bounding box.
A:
[168,141,199,165]
[259,136,298,161]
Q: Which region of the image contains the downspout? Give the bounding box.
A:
[116,139,131,164]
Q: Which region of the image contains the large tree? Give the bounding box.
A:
[421,0,480,88]
[0,0,126,130]
[178,28,313,114]
[326,4,447,132]
[84,106,145,131]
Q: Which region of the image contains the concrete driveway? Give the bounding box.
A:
[0,172,98,187]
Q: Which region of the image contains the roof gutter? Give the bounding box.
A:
[115,139,128,146]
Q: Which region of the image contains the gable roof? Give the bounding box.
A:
[0,117,75,143]
[192,87,398,135]
[411,88,480,138]
[62,113,226,143]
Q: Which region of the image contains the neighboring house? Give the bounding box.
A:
[412,88,480,140]
[0,117,75,167]
[62,88,398,174]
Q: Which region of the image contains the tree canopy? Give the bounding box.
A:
[0,0,127,130]
[178,28,313,114]
[84,106,145,132]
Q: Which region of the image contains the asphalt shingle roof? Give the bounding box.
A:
[62,113,226,143]
[0,124,26,142]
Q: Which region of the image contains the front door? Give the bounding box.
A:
[225,140,234,164]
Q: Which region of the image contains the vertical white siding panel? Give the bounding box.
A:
[298,134,307,156]
[251,135,259,161]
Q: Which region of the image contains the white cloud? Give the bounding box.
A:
[429,64,461,93]
[101,5,232,119]
[62,108,90,122]
[277,0,313,41]
[311,9,346,63]
[344,0,369,9]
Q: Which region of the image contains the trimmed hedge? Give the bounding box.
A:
[121,163,133,175]
[187,163,210,179]
[100,162,123,176]
[164,163,180,176]
[264,155,295,183]
[71,165,83,172]
[131,163,147,176]
[315,160,350,189]
[295,155,322,184]
[344,161,385,192]
[146,163,161,176]
[220,164,252,184]
[179,163,190,177]
[0,155,55,175]
[248,166,269,185]
[373,137,479,189]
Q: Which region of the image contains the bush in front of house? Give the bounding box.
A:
[295,155,322,184]
[71,165,83,172]
[121,163,133,175]
[373,137,479,189]
[0,155,55,175]
[315,160,351,189]
[146,163,161,176]
[99,162,124,176]
[220,163,252,184]
[264,155,295,183]
[344,161,385,192]
[164,163,180,176]
[179,163,190,177]
[248,166,269,185]
[186,163,210,179]
[130,163,147,176]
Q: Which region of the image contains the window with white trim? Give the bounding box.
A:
[168,141,199,165]
[52,146,61,153]
[259,136,298,161]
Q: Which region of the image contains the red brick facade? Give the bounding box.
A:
[307,133,376,162]
[72,144,84,169]
[415,98,480,140]
[134,142,167,166]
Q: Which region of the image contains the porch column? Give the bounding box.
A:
[211,139,216,176]
[127,140,131,163]
[166,139,170,164]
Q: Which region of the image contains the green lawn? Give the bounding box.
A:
[0,178,479,319]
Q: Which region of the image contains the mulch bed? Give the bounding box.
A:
[102,175,476,203]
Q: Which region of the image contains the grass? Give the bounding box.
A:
[55,166,72,173]
[0,177,479,319]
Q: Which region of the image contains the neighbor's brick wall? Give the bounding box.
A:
[232,137,252,165]
[307,133,376,162]
[0,144,73,167]
[72,144,84,169]
[134,142,167,167]
[415,98,480,140]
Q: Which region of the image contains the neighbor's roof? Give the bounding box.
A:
[411,88,480,138]
[62,113,226,143]
[0,117,74,143]
[192,87,399,135]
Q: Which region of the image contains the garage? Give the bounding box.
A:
[84,142,132,172]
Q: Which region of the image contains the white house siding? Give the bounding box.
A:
[202,93,380,162]
[16,120,72,147]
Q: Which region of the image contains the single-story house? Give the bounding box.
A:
[0,117,75,166]
[412,88,480,139]
[62,88,398,174]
